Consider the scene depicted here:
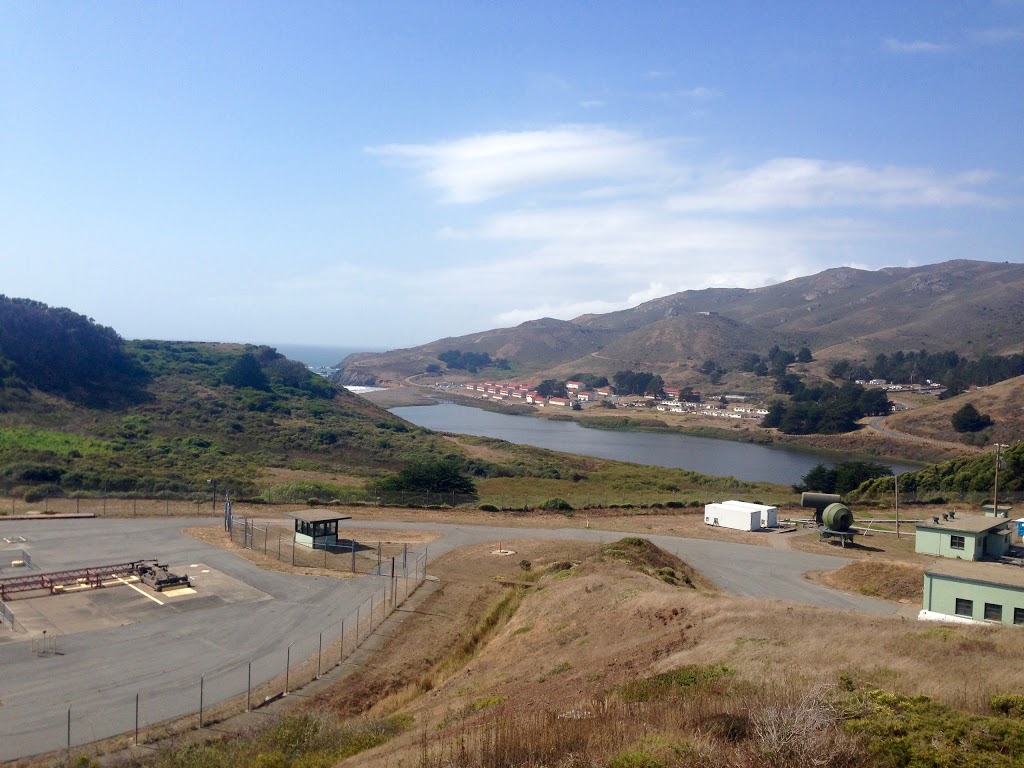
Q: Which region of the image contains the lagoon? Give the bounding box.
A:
[391,402,917,486]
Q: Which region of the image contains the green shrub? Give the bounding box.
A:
[540,497,573,511]
[479,503,499,512]
[992,694,1024,718]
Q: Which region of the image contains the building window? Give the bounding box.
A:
[950,535,966,550]
[1014,608,1024,626]
[955,598,973,617]
[985,603,1003,622]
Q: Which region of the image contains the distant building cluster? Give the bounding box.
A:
[449,380,772,420]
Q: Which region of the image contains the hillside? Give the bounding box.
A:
[884,375,1024,447]
[333,259,1024,386]
[0,299,463,499]
[130,537,1024,768]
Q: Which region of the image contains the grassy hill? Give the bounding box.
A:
[334,260,1024,387]
[882,375,1024,447]
[0,298,797,505]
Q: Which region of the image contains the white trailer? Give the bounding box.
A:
[721,499,778,528]
[704,502,761,531]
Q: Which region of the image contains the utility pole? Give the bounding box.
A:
[894,473,900,539]
[994,443,1009,518]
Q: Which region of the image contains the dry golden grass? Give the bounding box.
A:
[815,559,925,602]
[331,540,1024,767]
[887,375,1024,446]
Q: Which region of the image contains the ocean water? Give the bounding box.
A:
[269,344,382,368]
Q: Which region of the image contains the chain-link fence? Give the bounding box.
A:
[230,517,418,575]
[7,551,428,762]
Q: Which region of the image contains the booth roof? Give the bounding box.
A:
[284,510,353,523]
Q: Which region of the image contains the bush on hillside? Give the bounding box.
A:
[951,403,994,433]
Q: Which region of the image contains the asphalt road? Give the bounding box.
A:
[0,516,900,761]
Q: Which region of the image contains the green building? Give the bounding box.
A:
[914,515,1012,560]
[921,560,1024,627]
[286,510,351,549]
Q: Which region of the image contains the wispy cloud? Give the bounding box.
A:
[667,158,998,211]
[883,37,952,53]
[363,125,1011,339]
[368,126,670,204]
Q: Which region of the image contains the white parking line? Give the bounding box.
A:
[115,576,164,605]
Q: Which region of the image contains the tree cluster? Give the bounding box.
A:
[761,380,889,434]
[372,458,476,496]
[795,461,893,495]
[739,345,813,377]
[0,296,148,406]
[437,349,509,373]
[612,370,664,396]
[827,349,1024,395]
[566,372,609,389]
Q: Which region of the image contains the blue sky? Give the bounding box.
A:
[2,2,1022,349]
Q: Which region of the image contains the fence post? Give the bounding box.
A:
[247,658,253,712]
[278,535,281,561]
[403,543,407,570]
[285,643,292,695]
[370,593,374,629]
[324,546,327,569]
[135,692,140,745]
[351,541,356,573]
[377,542,381,574]
[356,606,360,645]
[67,705,71,758]
[199,675,204,728]
[391,557,396,608]
[340,619,345,663]
[317,631,322,678]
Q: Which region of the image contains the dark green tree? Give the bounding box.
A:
[536,379,567,398]
[795,461,891,494]
[951,403,993,433]
[375,458,476,495]
[222,352,271,391]
[796,346,814,364]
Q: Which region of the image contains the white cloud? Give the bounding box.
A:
[358,124,1013,343]
[367,126,670,204]
[667,158,998,212]
[883,37,952,53]
[579,99,606,109]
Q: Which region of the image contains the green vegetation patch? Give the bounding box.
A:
[614,665,731,703]
[260,481,369,504]
[848,689,1024,766]
[138,711,411,768]
[0,427,115,456]
[600,538,697,588]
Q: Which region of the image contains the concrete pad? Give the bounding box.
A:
[0,563,270,641]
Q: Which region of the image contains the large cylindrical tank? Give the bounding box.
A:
[822,503,854,532]
[800,492,842,510]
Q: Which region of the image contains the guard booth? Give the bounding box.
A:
[286,510,352,549]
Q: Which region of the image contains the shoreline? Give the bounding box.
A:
[363,385,949,466]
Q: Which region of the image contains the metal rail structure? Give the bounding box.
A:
[0,561,156,601]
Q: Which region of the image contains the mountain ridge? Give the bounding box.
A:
[333,259,1024,386]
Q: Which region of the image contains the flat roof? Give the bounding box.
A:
[285,510,353,523]
[926,560,1024,590]
[915,515,1009,534]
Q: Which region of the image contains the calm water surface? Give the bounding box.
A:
[392,402,917,485]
